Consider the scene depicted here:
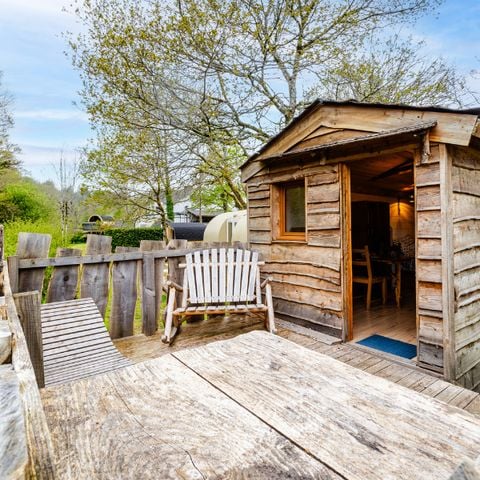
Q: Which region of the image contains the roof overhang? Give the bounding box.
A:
[242,121,436,182]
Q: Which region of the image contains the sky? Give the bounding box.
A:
[0,0,479,185]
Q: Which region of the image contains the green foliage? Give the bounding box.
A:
[69,231,87,244]
[102,227,163,250]
[3,219,63,258]
[0,182,54,223]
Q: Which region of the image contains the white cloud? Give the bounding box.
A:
[18,144,82,185]
[15,109,88,121]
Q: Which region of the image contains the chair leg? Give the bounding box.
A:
[366,282,372,310]
[382,278,387,305]
[162,287,176,344]
[265,282,276,334]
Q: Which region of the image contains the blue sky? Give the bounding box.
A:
[0,0,479,184]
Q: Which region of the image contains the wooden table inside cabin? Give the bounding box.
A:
[41,331,480,480]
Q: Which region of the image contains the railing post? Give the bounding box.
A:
[142,252,156,336]
[13,291,44,388]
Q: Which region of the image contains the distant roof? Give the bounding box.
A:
[243,99,480,167]
[88,214,114,222]
[169,222,207,241]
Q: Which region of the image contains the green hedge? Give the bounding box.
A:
[102,228,164,250]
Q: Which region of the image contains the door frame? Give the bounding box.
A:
[340,163,353,342]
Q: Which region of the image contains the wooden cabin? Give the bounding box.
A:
[240,100,480,390]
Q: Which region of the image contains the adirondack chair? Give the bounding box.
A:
[162,248,276,344]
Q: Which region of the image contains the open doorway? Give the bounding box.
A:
[348,152,417,359]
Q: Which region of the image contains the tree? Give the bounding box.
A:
[0,71,20,171]
[79,126,192,231]
[69,0,466,211]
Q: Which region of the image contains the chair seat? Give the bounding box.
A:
[174,304,267,315]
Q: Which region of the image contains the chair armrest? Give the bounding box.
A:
[260,276,273,289]
[166,280,183,292]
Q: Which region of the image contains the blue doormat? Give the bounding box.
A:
[357,334,417,359]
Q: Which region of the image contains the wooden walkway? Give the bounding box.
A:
[114,314,480,416]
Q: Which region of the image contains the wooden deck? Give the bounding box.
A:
[114,314,480,416]
[42,331,480,479]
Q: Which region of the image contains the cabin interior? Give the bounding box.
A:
[348,151,416,352]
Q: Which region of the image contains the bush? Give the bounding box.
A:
[69,231,87,244]
[102,227,163,250]
[2,219,63,258]
[0,182,54,224]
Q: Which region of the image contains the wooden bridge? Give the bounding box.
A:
[1,230,480,478]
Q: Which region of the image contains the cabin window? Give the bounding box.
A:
[277,181,306,240]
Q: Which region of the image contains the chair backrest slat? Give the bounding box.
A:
[203,249,211,303]
[186,253,197,303]
[219,248,226,303]
[194,250,204,303]
[247,251,258,302]
[240,250,251,302]
[211,248,218,303]
[233,249,243,302]
[226,249,235,302]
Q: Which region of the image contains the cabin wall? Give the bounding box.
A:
[415,144,446,372]
[247,163,343,337]
[449,145,480,391]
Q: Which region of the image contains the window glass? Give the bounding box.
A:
[284,184,305,233]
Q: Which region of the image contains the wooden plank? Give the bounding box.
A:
[110,247,138,339]
[211,248,218,302]
[46,247,82,303]
[3,262,56,478]
[247,251,258,302]
[0,365,28,479]
[13,291,44,388]
[41,354,338,479]
[175,331,480,480]
[218,248,226,303]
[80,235,112,318]
[202,250,211,303]
[16,232,51,293]
[193,250,204,303]
[167,239,188,311]
[141,252,156,336]
[233,249,243,302]
[226,248,234,302]
[0,320,11,364]
[140,240,165,328]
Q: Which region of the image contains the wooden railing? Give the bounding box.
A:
[0,225,56,479]
[7,233,245,339]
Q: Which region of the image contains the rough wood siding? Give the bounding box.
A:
[247,163,343,337]
[247,184,271,244]
[416,144,445,371]
[450,145,480,391]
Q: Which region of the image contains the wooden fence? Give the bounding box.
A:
[6,233,245,339]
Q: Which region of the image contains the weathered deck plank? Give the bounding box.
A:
[41,354,340,480]
[174,332,480,480]
[113,314,480,414]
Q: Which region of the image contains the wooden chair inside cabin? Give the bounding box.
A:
[162,247,276,344]
[352,246,387,310]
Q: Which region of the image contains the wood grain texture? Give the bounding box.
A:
[3,261,56,479]
[42,353,339,480]
[14,291,44,388]
[0,319,11,364]
[451,146,480,389]
[110,246,138,339]
[46,248,82,303]
[16,232,51,294]
[0,364,28,479]
[80,235,112,318]
[175,331,480,480]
